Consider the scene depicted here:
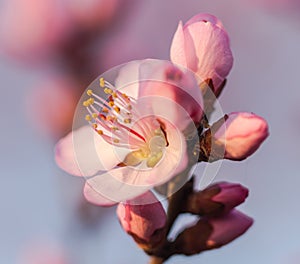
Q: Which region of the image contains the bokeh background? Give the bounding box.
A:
[1,0,300,263]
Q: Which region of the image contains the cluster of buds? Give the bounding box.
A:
[117,179,253,261]
[54,13,269,263]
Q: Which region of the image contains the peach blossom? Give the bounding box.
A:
[55,59,203,205]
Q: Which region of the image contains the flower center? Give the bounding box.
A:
[83,77,167,169]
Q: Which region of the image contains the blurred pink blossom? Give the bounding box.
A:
[170,13,233,94]
[21,243,68,264]
[0,0,70,62]
[64,0,121,30]
[26,76,78,138]
[117,191,167,248]
[55,59,203,205]
[213,112,269,161]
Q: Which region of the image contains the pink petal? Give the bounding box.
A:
[170,21,188,68]
[55,126,126,176]
[85,123,187,203]
[83,182,117,207]
[115,60,142,99]
[184,20,233,89]
[184,13,225,30]
[137,60,203,130]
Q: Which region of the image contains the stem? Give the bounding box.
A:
[148,256,164,264]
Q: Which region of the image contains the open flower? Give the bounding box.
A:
[55,59,203,205]
[170,13,233,94]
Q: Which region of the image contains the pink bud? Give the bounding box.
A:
[187,182,248,216]
[116,191,167,248]
[170,13,233,94]
[213,112,269,161]
[212,182,249,214]
[206,210,253,248]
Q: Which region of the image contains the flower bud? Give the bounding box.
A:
[212,112,269,161]
[187,182,249,216]
[173,210,253,255]
[206,210,253,249]
[116,191,167,250]
[170,13,233,94]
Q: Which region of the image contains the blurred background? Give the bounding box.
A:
[1,0,300,263]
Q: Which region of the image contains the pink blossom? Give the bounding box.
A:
[117,191,167,247]
[170,13,233,94]
[206,210,253,248]
[213,112,269,161]
[0,0,70,62]
[55,59,203,205]
[26,76,78,138]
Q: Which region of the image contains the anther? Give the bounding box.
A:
[85,115,92,121]
[92,113,98,119]
[88,98,94,105]
[99,78,105,88]
[114,106,120,113]
[87,89,93,96]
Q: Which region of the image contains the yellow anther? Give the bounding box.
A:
[88,98,94,105]
[111,126,118,131]
[122,93,128,99]
[102,107,109,113]
[97,130,103,135]
[92,123,98,129]
[124,118,131,124]
[113,139,120,143]
[83,100,89,107]
[99,78,105,87]
[92,113,98,119]
[114,106,120,113]
[112,92,117,98]
[104,88,113,94]
[108,101,114,107]
[107,115,116,122]
[85,115,92,121]
[86,89,93,96]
